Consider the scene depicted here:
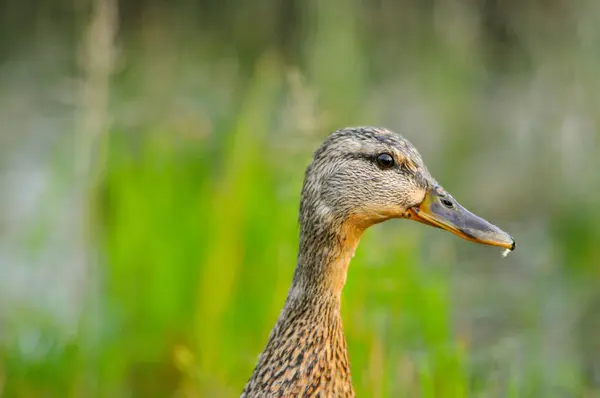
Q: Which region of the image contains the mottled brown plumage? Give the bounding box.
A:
[242,127,515,397]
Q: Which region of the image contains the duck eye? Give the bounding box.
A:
[375,153,394,169]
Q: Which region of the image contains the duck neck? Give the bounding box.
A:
[241,217,363,396]
[290,217,364,304]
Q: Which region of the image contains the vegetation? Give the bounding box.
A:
[1,0,600,397]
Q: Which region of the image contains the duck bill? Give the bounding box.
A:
[409,188,515,251]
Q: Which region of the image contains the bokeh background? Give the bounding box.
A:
[1,0,600,396]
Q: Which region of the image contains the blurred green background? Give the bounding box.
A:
[1,0,600,396]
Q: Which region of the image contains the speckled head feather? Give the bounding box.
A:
[241,127,514,397]
[300,127,434,228]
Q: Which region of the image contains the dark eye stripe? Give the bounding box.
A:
[345,153,416,175]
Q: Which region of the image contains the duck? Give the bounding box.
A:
[241,127,515,397]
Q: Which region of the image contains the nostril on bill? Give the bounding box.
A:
[440,198,454,209]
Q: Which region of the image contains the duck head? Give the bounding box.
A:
[300,126,515,252]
